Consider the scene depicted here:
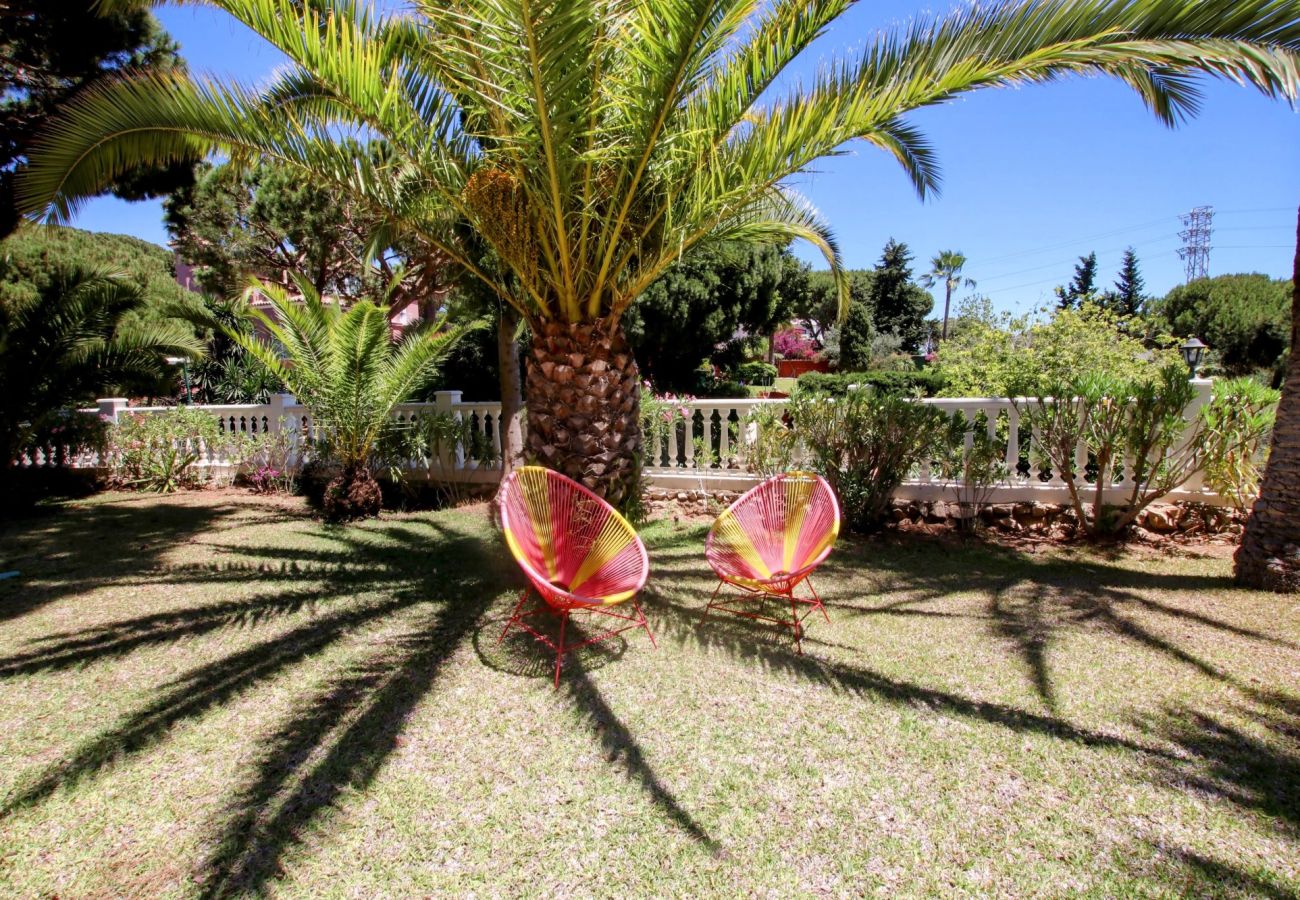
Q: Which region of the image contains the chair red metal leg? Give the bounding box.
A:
[789,592,803,655]
[498,589,530,644]
[554,610,569,689]
[634,599,657,649]
[806,576,830,624]
[701,580,724,624]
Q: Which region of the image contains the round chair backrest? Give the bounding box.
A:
[499,466,649,605]
[706,471,840,581]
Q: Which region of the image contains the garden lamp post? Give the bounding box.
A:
[1179,337,1207,379]
[166,356,192,404]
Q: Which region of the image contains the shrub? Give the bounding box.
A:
[1014,365,1277,537]
[1200,377,1279,511]
[796,369,946,397]
[784,389,950,531]
[374,410,501,504]
[773,327,815,360]
[230,420,297,494]
[934,416,1010,529]
[109,407,223,492]
[735,361,777,386]
[231,277,471,522]
[936,302,1180,398]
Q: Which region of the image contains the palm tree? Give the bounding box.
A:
[0,264,201,469]
[232,277,473,521]
[17,0,1300,507]
[923,251,976,342]
[1235,203,1300,592]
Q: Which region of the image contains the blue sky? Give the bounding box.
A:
[70,0,1300,316]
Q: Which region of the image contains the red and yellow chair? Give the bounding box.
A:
[497,466,654,687]
[703,471,840,652]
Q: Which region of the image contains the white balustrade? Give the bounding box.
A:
[30,383,1229,505]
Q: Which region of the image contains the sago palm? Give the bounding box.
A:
[923,250,976,342]
[232,277,472,520]
[0,263,201,469]
[17,0,1300,507]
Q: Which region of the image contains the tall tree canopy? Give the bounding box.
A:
[0,1,194,239]
[1154,272,1292,376]
[165,157,452,315]
[1056,251,1100,309]
[18,0,1300,505]
[920,248,971,342]
[0,224,196,332]
[625,244,805,392]
[796,269,873,346]
[1104,247,1147,317]
[870,240,933,350]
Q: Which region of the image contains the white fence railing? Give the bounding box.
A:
[21,381,1226,506]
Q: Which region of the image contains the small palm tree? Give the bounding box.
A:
[0,264,201,468]
[17,0,1300,506]
[232,278,473,521]
[923,251,976,342]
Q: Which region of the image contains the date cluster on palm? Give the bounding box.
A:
[526,320,642,510]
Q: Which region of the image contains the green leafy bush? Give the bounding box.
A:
[937,303,1179,398]
[230,420,297,494]
[1200,377,1279,511]
[109,407,223,492]
[784,389,950,531]
[1014,365,1276,537]
[735,361,777,386]
[934,416,1010,529]
[796,369,946,397]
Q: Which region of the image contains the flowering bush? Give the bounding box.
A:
[773,327,815,360]
[108,407,225,492]
[230,421,298,494]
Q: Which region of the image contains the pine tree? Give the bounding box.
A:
[1056,252,1099,309]
[870,239,933,350]
[1110,247,1146,317]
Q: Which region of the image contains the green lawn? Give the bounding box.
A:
[1,491,1297,897]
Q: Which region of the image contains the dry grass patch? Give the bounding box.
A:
[0,490,1297,897]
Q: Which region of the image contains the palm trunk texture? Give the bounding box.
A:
[525,319,641,510]
[1234,203,1300,591]
[497,306,525,474]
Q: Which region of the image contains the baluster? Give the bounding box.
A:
[453,410,467,470]
[667,414,680,468]
[683,410,696,468]
[489,409,503,459]
[650,417,662,468]
[1005,405,1021,482]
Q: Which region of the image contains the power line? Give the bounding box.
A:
[970,207,1290,267]
[978,235,1179,283]
[990,243,1292,294]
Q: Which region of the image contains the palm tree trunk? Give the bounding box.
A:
[941,281,953,341]
[496,306,525,474]
[1234,203,1300,592]
[525,318,642,510]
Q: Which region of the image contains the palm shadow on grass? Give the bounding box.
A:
[1,500,719,895]
[0,495,252,625]
[641,524,1300,853]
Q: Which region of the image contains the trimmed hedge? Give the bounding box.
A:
[796,369,947,397]
[735,361,778,386]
